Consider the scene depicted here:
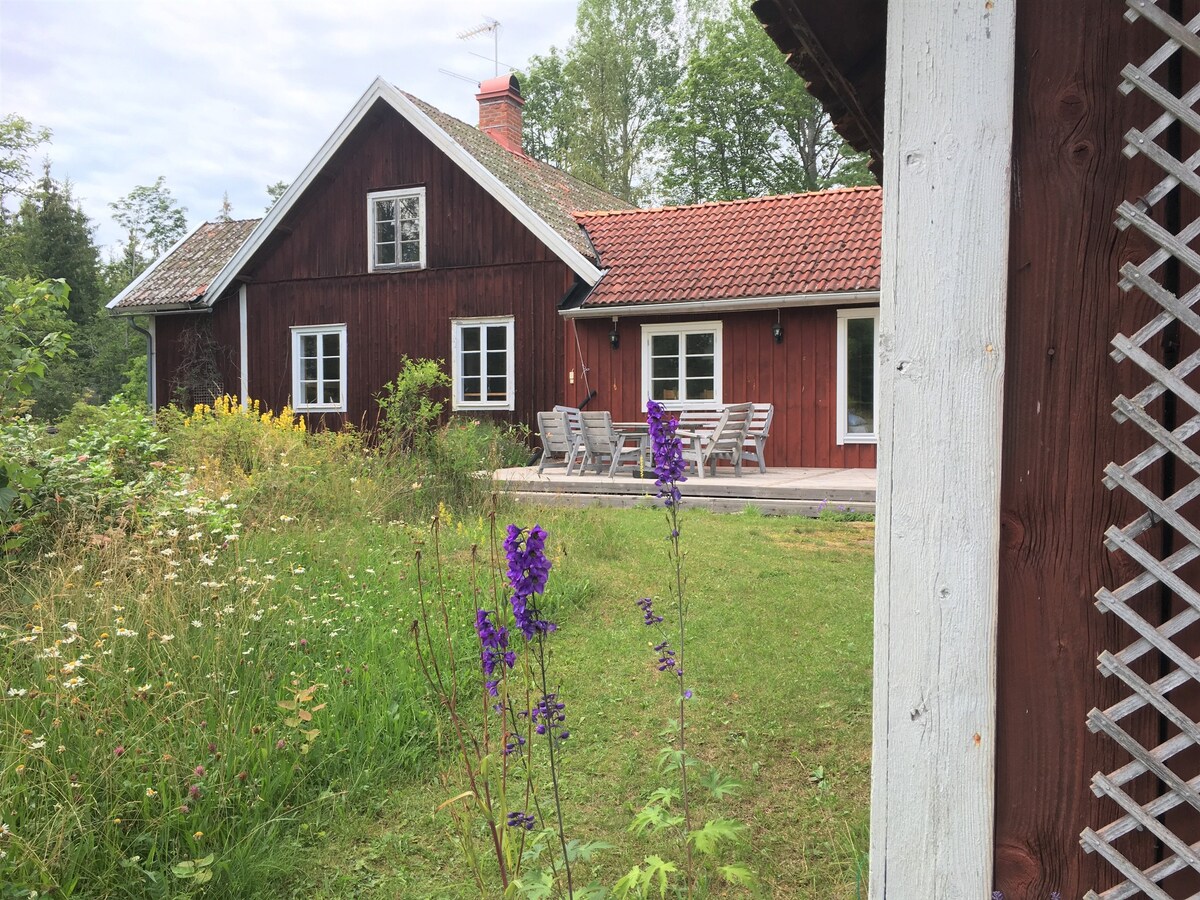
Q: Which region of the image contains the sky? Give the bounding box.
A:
[0,0,579,254]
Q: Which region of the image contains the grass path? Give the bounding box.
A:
[292,506,874,899]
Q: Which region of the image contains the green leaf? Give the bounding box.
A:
[629,804,684,836]
[688,819,748,856]
[513,869,554,899]
[645,786,679,809]
[718,864,757,887]
[171,861,195,877]
[697,769,744,800]
[195,854,214,868]
[564,839,615,863]
[574,883,610,899]
[192,869,212,885]
[640,855,677,899]
[610,865,642,900]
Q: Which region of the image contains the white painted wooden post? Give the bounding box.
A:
[870,1,1015,896]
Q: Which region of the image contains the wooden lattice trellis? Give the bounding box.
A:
[1082,1,1200,896]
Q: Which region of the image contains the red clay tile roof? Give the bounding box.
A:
[110,219,261,311]
[574,186,881,309]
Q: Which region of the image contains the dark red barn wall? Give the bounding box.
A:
[207,98,576,428]
[566,305,877,469]
[992,0,1179,894]
[153,306,240,409]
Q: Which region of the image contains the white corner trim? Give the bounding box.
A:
[105,226,199,312]
[202,77,601,307]
[869,2,1014,898]
[238,285,249,410]
[560,290,880,319]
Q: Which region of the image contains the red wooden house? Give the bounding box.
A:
[109,75,882,470]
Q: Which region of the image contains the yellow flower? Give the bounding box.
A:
[146,788,158,798]
[193,831,204,840]
[15,765,25,776]
[113,818,122,824]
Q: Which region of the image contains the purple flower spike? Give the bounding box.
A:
[506,810,536,830]
[647,400,688,508]
[475,608,514,697]
[637,597,663,626]
[503,524,556,640]
[531,693,568,744]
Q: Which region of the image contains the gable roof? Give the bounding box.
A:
[106,218,260,311]
[569,186,881,314]
[110,78,631,313]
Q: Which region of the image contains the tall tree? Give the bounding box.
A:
[265,180,289,210]
[109,176,188,284]
[522,0,679,203]
[660,4,874,204]
[0,114,51,220]
[217,191,232,222]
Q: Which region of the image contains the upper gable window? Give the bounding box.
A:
[367,187,426,272]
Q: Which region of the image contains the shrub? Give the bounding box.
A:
[375,357,450,455]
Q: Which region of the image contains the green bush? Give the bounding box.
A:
[375,357,449,455]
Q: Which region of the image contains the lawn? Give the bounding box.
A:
[0,402,873,899]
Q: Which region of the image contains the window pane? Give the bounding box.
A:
[486,350,506,377]
[846,317,875,434]
[487,325,508,351]
[302,357,318,380]
[399,220,420,242]
[376,220,396,243]
[398,197,420,220]
[462,376,481,401]
[685,332,714,355]
[323,383,340,404]
[462,327,480,352]
[686,378,714,400]
[652,356,679,380]
[375,199,395,222]
[463,352,480,377]
[651,334,679,357]
[323,357,339,381]
[303,382,318,404]
[686,355,713,378]
[400,241,420,263]
[301,334,317,358]
[376,243,396,265]
[322,333,340,356]
[651,380,678,401]
[487,376,506,399]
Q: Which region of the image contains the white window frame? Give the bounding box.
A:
[640,321,723,408]
[290,323,348,413]
[836,307,880,445]
[367,187,426,272]
[451,317,515,411]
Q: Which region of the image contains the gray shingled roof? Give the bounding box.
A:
[110,219,260,311]
[402,91,633,258]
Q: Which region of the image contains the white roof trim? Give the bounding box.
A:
[200,77,601,307]
[560,290,880,318]
[105,225,198,314]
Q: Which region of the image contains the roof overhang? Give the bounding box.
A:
[561,290,880,319]
[198,78,602,308]
[105,225,199,314]
[751,0,887,178]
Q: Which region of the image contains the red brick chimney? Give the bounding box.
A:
[476,74,524,154]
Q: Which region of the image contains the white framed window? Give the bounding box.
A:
[291,324,347,413]
[451,317,514,410]
[837,308,879,444]
[367,187,426,271]
[641,321,723,407]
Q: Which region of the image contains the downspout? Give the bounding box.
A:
[128,318,155,410]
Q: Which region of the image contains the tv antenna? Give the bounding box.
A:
[457,17,501,77]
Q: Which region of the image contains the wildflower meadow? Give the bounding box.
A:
[1,364,873,897]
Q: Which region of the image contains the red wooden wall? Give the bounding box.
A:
[153,308,240,409]
[175,98,577,429]
[566,305,877,469]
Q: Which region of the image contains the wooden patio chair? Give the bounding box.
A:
[681,403,754,477]
[742,403,774,474]
[536,410,579,474]
[578,411,643,476]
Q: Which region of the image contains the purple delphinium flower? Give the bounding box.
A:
[654,640,676,672]
[474,608,515,697]
[646,399,688,508]
[637,597,663,626]
[504,524,556,640]
[531,693,569,742]
[506,811,536,830]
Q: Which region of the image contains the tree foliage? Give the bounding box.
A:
[109,175,188,285]
[523,0,679,203]
[0,113,51,219]
[265,180,290,210]
[522,1,874,204]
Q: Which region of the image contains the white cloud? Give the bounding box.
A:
[1,0,578,252]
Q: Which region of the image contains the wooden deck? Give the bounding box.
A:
[492,465,876,516]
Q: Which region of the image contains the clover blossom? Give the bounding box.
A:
[647,399,688,508]
[504,524,555,640]
[474,608,516,697]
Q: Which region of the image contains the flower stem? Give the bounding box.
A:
[533,635,574,899]
[667,503,694,895]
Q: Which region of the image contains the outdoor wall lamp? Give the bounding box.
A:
[772,311,784,344]
[609,317,620,350]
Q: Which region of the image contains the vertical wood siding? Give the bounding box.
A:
[991,0,1169,895]
[153,307,240,408]
[196,98,574,428]
[566,306,877,469]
